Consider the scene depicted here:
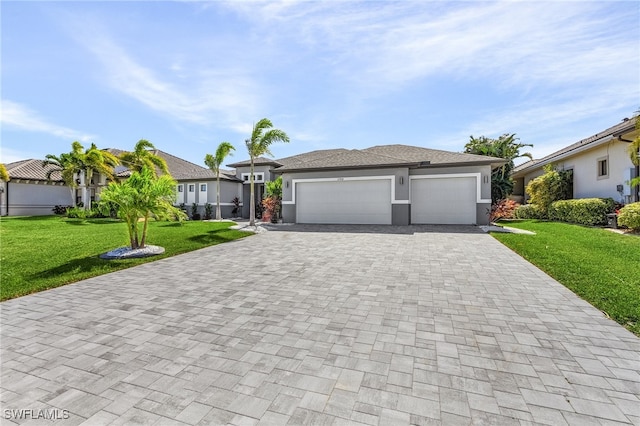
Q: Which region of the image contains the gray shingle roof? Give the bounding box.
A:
[226,156,282,168]
[272,144,505,172]
[513,117,637,175]
[5,159,63,182]
[108,148,240,181]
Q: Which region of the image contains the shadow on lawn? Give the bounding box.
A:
[32,254,139,280]
[187,229,245,245]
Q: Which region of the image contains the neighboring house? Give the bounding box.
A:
[230,145,504,225]
[1,159,73,216]
[107,149,243,218]
[512,118,640,205]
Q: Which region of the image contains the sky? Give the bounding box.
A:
[1,1,639,168]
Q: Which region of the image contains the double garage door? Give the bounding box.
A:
[295,176,477,225]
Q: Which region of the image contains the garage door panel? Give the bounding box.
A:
[411,177,476,224]
[297,180,391,225]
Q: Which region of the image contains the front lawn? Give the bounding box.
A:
[0,216,250,301]
[493,220,640,336]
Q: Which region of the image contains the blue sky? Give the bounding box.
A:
[2,1,638,168]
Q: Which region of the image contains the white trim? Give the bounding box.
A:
[409,173,491,203]
[282,175,408,205]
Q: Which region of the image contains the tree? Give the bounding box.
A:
[0,164,10,182]
[464,134,533,204]
[204,142,235,220]
[119,139,169,176]
[43,150,83,205]
[628,115,640,189]
[99,166,185,249]
[245,119,290,226]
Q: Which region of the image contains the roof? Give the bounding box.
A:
[107,148,240,181]
[226,156,282,168]
[5,159,63,182]
[513,117,638,175]
[271,144,505,172]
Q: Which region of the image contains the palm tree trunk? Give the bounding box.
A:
[216,173,222,220]
[249,157,255,226]
[140,211,150,248]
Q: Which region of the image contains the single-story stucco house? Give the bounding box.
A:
[511,117,640,205]
[2,145,504,225]
[229,145,505,225]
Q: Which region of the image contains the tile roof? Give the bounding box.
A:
[513,117,637,175]
[5,159,63,182]
[272,144,505,172]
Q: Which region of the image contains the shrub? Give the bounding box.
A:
[525,165,573,215]
[204,203,213,220]
[52,205,72,215]
[490,199,520,221]
[618,202,640,231]
[66,207,88,219]
[548,198,615,226]
[231,197,241,217]
[190,203,201,220]
[514,204,546,219]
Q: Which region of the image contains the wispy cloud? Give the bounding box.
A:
[1,100,94,141]
[65,20,263,135]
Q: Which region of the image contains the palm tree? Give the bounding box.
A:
[119,139,170,176]
[465,134,533,203]
[245,119,289,226]
[204,142,235,220]
[43,151,82,205]
[73,142,120,209]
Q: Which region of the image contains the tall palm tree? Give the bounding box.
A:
[43,151,82,205]
[72,141,120,209]
[204,142,235,220]
[119,139,170,176]
[245,119,289,226]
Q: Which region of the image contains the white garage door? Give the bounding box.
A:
[296,179,392,224]
[411,177,477,224]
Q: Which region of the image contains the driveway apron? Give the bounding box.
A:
[1,225,638,425]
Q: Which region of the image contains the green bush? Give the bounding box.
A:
[525,165,573,214]
[618,202,640,231]
[514,204,546,219]
[548,198,615,226]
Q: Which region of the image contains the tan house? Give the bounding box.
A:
[512,117,639,205]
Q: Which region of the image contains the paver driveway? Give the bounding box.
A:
[1,225,639,425]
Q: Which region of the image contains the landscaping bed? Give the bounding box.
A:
[492,219,640,336]
[0,216,250,300]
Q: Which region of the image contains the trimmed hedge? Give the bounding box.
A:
[514,204,546,219]
[618,202,640,231]
[548,198,615,226]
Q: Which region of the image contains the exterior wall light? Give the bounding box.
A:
[399,176,404,185]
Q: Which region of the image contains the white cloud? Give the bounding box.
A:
[0,147,39,164]
[1,100,94,142]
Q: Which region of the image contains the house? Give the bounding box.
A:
[230,145,505,225]
[107,149,243,218]
[511,118,640,205]
[2,144,504,225]
[1,159,73,216]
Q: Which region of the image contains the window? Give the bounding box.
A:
[597,157,608,179]
[241,172,264,183]
[200,184,207,192]
[188,184,195,192]
[177,185,184,193]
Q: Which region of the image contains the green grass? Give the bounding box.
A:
[493,220,640,336]
[0,216,250,301]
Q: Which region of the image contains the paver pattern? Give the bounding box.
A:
[1,224,639,425]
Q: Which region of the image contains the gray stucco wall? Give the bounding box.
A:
[176,179,243,219]
[281,165,492,225]
[6,181,72,216]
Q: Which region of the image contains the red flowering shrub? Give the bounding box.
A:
[491,199,520,222]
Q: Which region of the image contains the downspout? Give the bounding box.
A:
[5,181,8,216]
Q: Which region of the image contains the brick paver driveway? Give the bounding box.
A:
[2,225,639,425]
